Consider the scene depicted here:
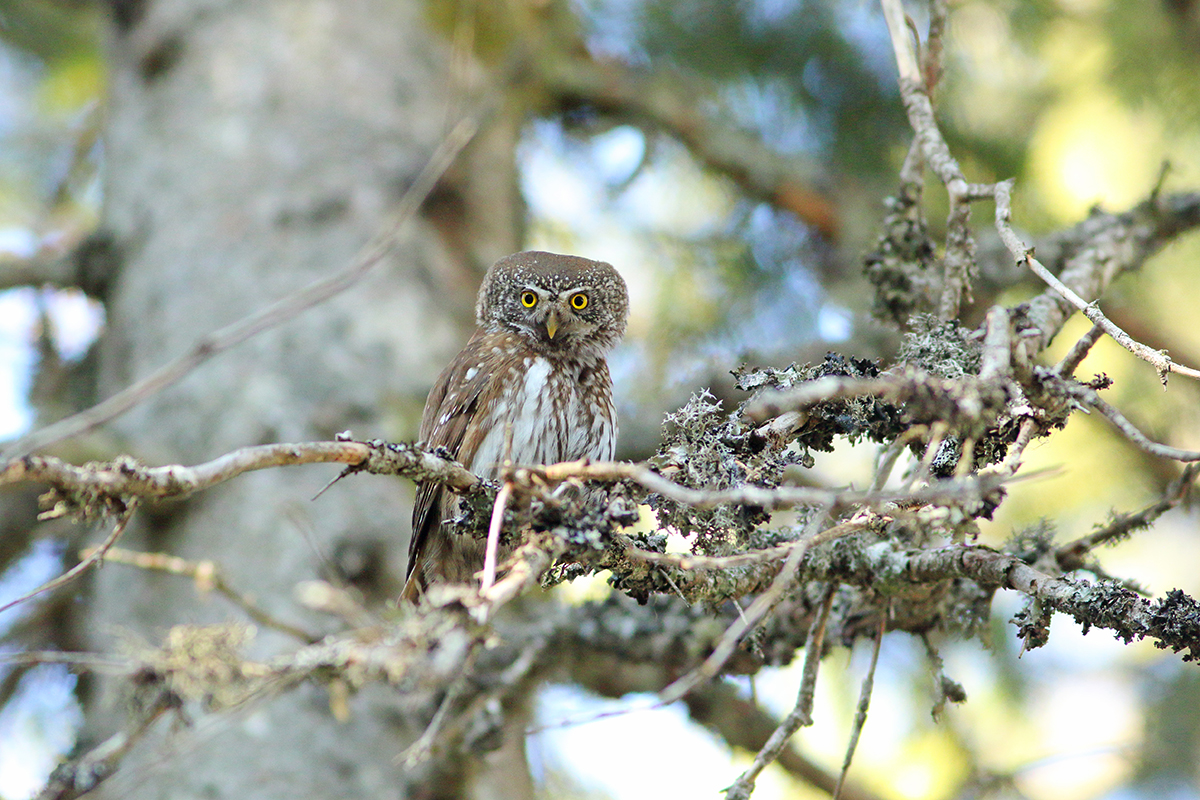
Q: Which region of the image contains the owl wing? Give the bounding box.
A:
[403,329,498,599]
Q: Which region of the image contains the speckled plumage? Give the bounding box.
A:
[402,251,628,600]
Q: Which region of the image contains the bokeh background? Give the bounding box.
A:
[2,1,1200,798]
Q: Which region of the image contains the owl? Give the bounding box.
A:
[401,251,629,601]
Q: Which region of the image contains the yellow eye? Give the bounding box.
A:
[520,291,538,308]
[570,292,589,310]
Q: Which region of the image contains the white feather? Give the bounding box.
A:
[469,356,613,476]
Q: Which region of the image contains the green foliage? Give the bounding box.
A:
[1106,0,1200,130]
[0,0,100,62]
[634,0,907,175]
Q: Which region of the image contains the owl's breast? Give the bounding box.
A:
[468,354,616,478]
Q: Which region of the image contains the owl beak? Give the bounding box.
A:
[544,310,560,340]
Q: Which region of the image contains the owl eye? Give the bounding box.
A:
[520,291,538,308]
[569,292,589,310]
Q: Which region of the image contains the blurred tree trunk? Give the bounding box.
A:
[80,1,523,796]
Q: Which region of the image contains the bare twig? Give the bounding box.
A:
[35,698,173,800]
[2,115,483,460]
[472,532,565,623]
[882,0,920,86]
[90,547,318,643]
[0,502,138,615]
[724,584,838,800]
[401,639,485,766]
[0,650,131,670]
[993,180,1200,385]
[659,507,836,706]
[833,608,887,800]
[1055,324,1105,378]
[1061,382,1200,462]
[869,432,915,493]
[481,481,514,592]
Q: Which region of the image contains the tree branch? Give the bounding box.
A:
[993,181,1200,384]
[0,439,479,511]
[0,503,138,615]
[532,40,839,238]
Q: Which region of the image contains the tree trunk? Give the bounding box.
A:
[82,1,522,796]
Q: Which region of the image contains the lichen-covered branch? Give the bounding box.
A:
[862,540,1200,661]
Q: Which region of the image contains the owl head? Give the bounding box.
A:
[476,251,629,357]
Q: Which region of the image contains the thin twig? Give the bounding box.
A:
[833,606,887,800]
[869,434,910,493]
[1029,255,1198,384]
[993,180,1200,385]
[1063,382,1200,462]
[0,650,131,670]
[679,682,888,800]
[472,532,565,624]
[524,697,664,735]
[421,643,542,761]
[0,502,138,615]
[401,639,484,767]
[35,698,173,800]
[724,584,838,800]
[743,375,887,422]
[1055,324,1105,377]
[481,481,514,591]
[922,0,948,94]
[89,547,318,643]
[905,422,948,491]
[2,114,483,460]
[988,417,1039,478]
[920,633,964,720]
[1055,463,1200,570]
[659,507,836,706]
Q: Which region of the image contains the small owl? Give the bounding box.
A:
[402,251,629,600]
